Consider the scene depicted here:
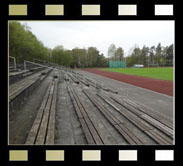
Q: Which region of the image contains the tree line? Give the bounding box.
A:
[9,22,50,63]
[9,21,108,68]
[51,46,108,68]
[9,21,173,68]
[107,43,174,67]
[126,44,174,67]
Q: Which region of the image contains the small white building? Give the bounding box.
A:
[133,64,144,68]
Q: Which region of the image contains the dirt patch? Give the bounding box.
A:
[82,68,173,96]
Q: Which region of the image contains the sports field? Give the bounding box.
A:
[102,67,173,81]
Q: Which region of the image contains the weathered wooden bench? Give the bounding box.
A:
[9,67,48,84]
[9,68,52,114]
[76,77,89,87]
[25,78,58,145]
[64,73,69,81]
[84,77,118,94]
[97,94,173,145]
[29,66,45,72]
[83,89,146,145]
[9,70,29,84]
[67,73,80,84]
[110,96,173,137]
[67,83,109,145]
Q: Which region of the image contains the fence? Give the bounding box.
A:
[109,61,126,68]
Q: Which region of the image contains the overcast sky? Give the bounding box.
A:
[20,21,174,57]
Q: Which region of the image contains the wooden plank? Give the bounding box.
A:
[67,85,83,118]
[10,80,33,99]
[79,118,95,144]
[9,79,30,94]
[108,89,118,94]
[112,105,167,144]
[97,94,120,111]
[84,90,120,124]
[77,77,89,86]
[25,82,52,144]
[83,89,140,145]
[119,109,154,132]
[86,89,172,145]
[84,89,147,145]
[111,96,173,139]
[83,90,119,125]
[144,130,170,145]
[35,84,54,145]
[40,69,51,81]
[22,71,33,77]
[10,76,41,102]
[69,85,111,145]
[25,108,45,145]
[68,74,79,84]
[39,82,53,110]
[70,86,88,118]
[114,125,137,145]
[94,94,145,145]
[109,96,154,131]
[84,88,173,145]
[45,80,58,145]
[35,107,50,145]
[119,124,147,145]
[9,70,27,76]
[78,97,110,145]
[84,117,103,145]
[89,117,110,145]
[69,84,106,144]
[111,96,144,116]
[141,114,173,138]
[123,98,173,129]
[64,73,69,81]
[68,83,97,144]
[150,129,173,144]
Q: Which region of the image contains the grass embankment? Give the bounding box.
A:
[102,67,173,81]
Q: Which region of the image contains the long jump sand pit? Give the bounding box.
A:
[82,68,173,96]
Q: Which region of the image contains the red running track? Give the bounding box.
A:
[82,68,173,96]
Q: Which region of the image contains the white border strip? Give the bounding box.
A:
[155,5,173,16]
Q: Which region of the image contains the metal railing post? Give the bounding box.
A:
[9,56,17,71]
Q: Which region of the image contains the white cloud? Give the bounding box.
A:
[19,21,174,57]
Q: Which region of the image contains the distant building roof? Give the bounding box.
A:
[133,64,144,68]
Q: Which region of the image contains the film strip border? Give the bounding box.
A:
[6,149,177,163]
[2,1,178,166]
[6,2,175,18]
[8,4,174,16]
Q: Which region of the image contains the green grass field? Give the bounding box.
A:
[102,67,173,81]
